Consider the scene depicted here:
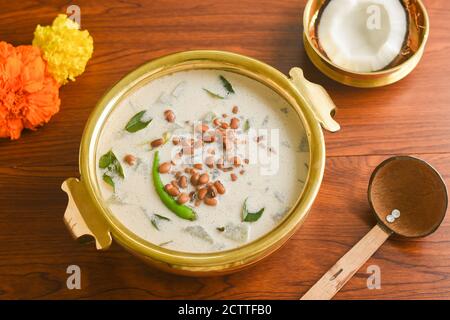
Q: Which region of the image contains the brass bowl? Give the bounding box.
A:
[62,50,340,276]
[303,0,430,88]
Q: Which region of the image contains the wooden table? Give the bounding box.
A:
[1,0,449,300]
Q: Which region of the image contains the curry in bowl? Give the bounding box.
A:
[96,69,309,253]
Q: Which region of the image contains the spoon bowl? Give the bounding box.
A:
[302,156,448,300]
[369,156,448,238]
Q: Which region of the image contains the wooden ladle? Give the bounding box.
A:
[301,156,448,300]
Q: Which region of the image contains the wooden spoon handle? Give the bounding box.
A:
[301,224,391,300]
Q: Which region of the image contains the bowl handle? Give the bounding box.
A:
[61,178,112,250]
[289,67,340,132]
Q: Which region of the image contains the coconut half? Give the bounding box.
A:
[317,0,408,73]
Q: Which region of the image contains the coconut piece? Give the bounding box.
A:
[184,226,214,244]
[222,223,249,243]
[317,0,408,73]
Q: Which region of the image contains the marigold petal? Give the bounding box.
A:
[2,55,22,90]
[0,41,60,140]
[32,14,93,85]
[0,116,24,140]
[24,78,60,128]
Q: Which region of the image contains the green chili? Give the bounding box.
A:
[152,151,196,221]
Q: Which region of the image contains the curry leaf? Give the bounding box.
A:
[114,160,125,178]
[99,151,114,169]
[219,75,235,94]
[154,214,171,221]
[159,240,173,247]
[243,119,250,132]
[99,150,124,188]
[242,198,265,222]
[151,214,171,230]
[125,110,152,133]
[203,88,225,99]
[103,174,115,189]
[162,131,172,144]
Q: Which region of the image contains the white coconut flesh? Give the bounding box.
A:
[317,0,408,73]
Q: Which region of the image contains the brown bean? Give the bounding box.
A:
[196,124,209,133]
[204,197,218,206]
[172,136,180,145]
[214,181,226,194]
[232,105,239,114]
[197,188,208,200]
[171,180,179,188]
[208,185,217,198]
[230,117,240,129]
[203,134,216,143]
[213,118,221,127]
[230,173,237,181]
[244,158,249,164]
[222,113,228,118]
[190,173,199,186]
[123,154,136,166]
[158,162,171,173]
[165,184,180,197]
[220,122,229,129]
[193,163,203,170]
[240,170,245,175]
[178,175,188,188]
[177,193,189,204]
[175,171,182,179]
[151,138,164,148]
[233,156,241,167]
[198,173,209,185]
[164,109,176,122]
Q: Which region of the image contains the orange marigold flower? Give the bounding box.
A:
[0,41,60,140]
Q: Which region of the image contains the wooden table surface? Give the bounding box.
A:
[1,0,450,300]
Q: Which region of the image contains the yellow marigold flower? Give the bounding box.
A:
[32,14,93,85]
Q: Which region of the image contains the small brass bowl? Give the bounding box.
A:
[303,0,430,88]
[62,50,340,276]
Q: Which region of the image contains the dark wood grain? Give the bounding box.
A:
[1,0,450,300]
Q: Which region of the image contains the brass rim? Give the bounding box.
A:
[79,50,326,270]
